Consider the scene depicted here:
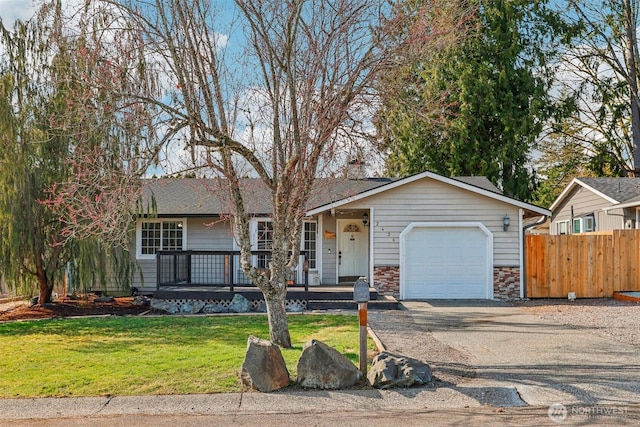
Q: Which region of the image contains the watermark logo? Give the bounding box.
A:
[548,403,568,423]
[548,403,628,423]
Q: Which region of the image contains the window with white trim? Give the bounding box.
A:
[246,218,317,272]
[583,216,595,232]
[303,221,317,270]
[572,218,582,234]
[138,219,185,259]
[571,216,595,234]
[256,220,273,269]
[556,220,569,235]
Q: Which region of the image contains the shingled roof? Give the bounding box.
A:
[550,177,640,211]
[141,177,394,216]
[576,177,640,203]
[141,174,511,217]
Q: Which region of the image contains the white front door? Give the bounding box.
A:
[337,219,368,278]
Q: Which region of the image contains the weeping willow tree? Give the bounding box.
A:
[0,4,145,303]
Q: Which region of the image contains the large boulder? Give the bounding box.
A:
[180,300,206,314]
[202,303,228,314]
[240,336,290,392]
[286,300,305,312]
[229,294,251,313]
[367,351,433,389]
[150,299,179,314]
[296,339,360,389]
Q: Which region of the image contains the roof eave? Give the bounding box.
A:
[550,178,621,212]
[306,171,551,217]
[604,201,638,211]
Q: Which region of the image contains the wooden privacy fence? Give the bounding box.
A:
[525,230,640,298]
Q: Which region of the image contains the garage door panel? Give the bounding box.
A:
[402,225,492,300]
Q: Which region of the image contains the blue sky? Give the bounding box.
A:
[0,0,37,27]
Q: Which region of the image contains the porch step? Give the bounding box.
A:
[308,295,399,311]
[288,287,379,301]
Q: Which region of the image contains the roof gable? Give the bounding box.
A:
[305,171,549,217]
[549,177,640,211]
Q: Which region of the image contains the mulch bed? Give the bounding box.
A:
[0,296,149,322]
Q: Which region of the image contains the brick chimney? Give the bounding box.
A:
[345,159,366,179]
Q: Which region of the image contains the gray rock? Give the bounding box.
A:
[202,303,228,314]
[150,299,179,314]
[252,300,267,313]
[180,300,206,314]
[286,300,305,312]
[240,335,290,392]
[29,297,39,307]
[94,296,115,303]
[367,351,432,389]
[132,295,150,306]
[229,294,251,313]
[296,339,360,389]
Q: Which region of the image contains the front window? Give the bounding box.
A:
[138,219,184,258]
[256,220,273,269]
[304,221,317,270]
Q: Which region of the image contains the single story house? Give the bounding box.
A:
[550,177,640,235]
[126,171,549,300]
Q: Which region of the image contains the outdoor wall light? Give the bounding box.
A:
[362,212,369,226]
[503,214,510,232]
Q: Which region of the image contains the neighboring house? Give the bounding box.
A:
[524,216,549,235]
[126,171,549,300]
[550,177,640,235]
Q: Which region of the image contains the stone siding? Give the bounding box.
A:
[374,265,522,300]
[373,266,400,296]
[493,267,521,300]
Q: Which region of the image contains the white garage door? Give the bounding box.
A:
[401,223,493,299]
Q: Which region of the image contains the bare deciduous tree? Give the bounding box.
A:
[552,0,640,175]
[50,0,465,347]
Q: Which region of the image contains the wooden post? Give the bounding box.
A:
[358,301,368,376]
[353,276,370,376]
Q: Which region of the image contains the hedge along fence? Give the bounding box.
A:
[525,230,640,298]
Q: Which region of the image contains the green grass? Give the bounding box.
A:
[0,314,374,398]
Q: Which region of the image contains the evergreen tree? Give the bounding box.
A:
[378,0,567,201]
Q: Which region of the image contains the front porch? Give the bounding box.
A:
[153,250,397,310]
[153,285,398,310]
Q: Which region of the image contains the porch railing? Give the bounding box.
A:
[156,250,308,291]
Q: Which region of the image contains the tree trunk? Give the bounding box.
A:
[37,270,54,305]
[264,289,292,348]
[624,0,640,174]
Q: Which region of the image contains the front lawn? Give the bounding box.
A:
[0,314,372,398]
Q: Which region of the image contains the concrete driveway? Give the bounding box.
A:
[401,300,640,407]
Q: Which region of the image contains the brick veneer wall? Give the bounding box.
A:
[374,265,521,300]
[373,265,400,296]
[493,267,521,300]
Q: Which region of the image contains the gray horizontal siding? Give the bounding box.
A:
[126,217,233,293]
[552,186,624,234]
[339,178,520,266]
[321,215,337,284]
